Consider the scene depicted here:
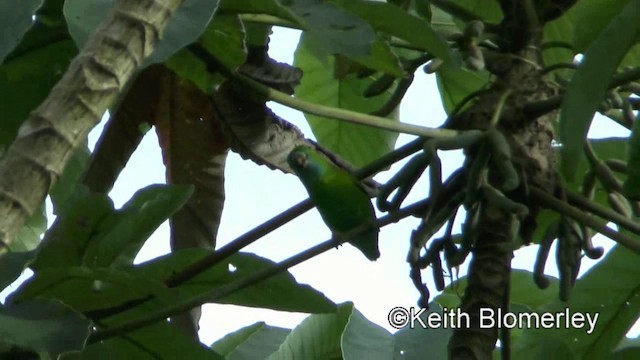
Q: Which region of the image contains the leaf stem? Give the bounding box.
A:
[235,74,460,138]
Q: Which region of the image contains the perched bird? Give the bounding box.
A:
[287,145,380,261]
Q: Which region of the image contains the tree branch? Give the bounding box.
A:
[0,0,187,254]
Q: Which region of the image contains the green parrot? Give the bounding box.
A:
[287,145,380,261]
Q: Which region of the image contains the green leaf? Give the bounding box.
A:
[517,246,640,359]
[293,33,400,167]
[10,266,172,313]
[624,116,640,199]
[12,204,47,252]
[0,40,76,147]
[393,303,452,360]
[559,0,640,181]
[0,250,36,290]
[219,0,301,25]
[436,63,491,115]
[211,322,291,359]
[166,14,246,94]
[50,146,91,214]
[542,15,576,79]
[83,184,193,268]
[434,269,559,310]
[287,0,377,59]
[31,190,114,270]
[452,0,503,24]
[64,321,222,359]
[0,0,44,63]
[133,249,336,314]
[268,302,353,359]
[0,299,91,358]
[63,0,219,65]
[568,0,633,52]
[611,347,640,360]
[341,307,394,360]
[331,0,451,61]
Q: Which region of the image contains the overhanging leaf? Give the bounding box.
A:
[63,321,222,359]
[294,33,400,167]
[82,184,194,268]
[559,0,640,181]
[516,245,640,359]
[0,299,91,358]
[0,250,36,290]
[211,322,291,359]
[63,0,220,65]
[0,0,44,63]
[332,0,450,61]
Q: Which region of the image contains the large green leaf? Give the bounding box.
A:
[0,0,44,63]
[434,269,559,311]
[341,306,394,359]
[132,249,336,314]
[211,322,291,359]
[31,190,114,270]
[624,116,640,199]
[63,0,219,65]
[0,250,36,290]
[287,0,377,59]
[436,63,490,115]
[516,245,640,359]
[452,0,503,24]
[9,266,172,313]
[166,14,247,95]
[267,302,394,359]
[293,33,400,166]
[331,0,450,61]
[0,40,76,147]
[219,0,301,25]
[11,204,47,252]
[569,0,633,52]
[82,184,193,268]
[0,299,91,358]
[393,303,452,360]
[50,146,91,214]
[64,321,222,359]
[559,0,640,181]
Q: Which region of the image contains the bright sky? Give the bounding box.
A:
[1,26,637,346]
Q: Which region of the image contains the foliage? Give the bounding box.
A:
[0,0,639,359]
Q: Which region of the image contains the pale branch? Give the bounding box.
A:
[235,74,461,139]
[0,0,187,254]
[531,187,640,254]
[88,199,427,343]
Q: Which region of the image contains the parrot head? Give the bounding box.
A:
[287,145,324,181]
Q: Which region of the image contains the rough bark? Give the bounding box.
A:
[0,0,185,253]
